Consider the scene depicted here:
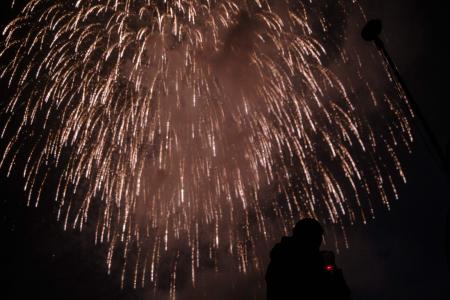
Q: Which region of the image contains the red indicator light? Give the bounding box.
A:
[325,265,334,272]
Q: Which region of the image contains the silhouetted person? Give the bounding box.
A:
[266,218,350,299]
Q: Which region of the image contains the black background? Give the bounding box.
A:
[1,1,449,299]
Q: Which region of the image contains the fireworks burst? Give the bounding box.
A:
[1,0,413,295]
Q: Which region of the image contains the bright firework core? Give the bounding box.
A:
[0,0,413,295]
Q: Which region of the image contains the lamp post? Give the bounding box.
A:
[362,19,449,177]
[362,19,450,271]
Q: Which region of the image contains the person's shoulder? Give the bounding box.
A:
[270,236,293,259]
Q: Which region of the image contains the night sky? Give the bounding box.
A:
[1,1,449,299]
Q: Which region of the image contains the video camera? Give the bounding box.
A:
[320,250,336,273]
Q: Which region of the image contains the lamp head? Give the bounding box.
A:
[362,19,382,41]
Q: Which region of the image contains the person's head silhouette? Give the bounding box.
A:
[292,218,324,249]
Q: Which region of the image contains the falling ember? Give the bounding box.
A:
[0,0,413,294]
